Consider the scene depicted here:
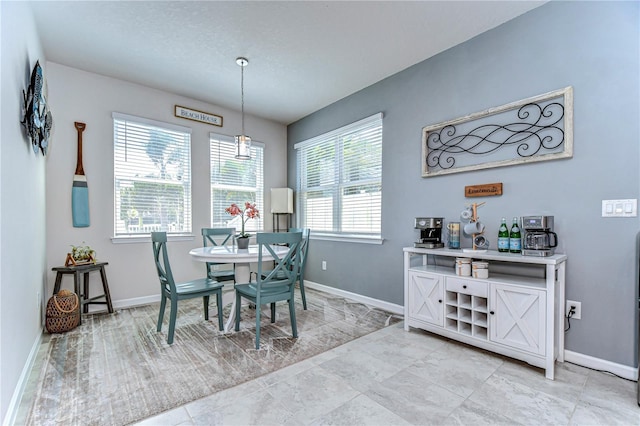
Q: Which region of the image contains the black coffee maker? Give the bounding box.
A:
[414,217,444,248]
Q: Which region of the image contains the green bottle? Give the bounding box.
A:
[498,217,509,252]
[509,217,521,253]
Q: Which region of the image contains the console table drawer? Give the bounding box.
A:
[446,277,488,298]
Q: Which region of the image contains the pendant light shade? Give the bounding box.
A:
[235,57,251,159]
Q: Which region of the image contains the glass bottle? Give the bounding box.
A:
[509,217,521,253]
[498,217,510,252]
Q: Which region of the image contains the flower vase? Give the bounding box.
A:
[237,236,250,250]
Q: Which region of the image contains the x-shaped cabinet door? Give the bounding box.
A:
[490,283,546,355]
[408,271,444,326]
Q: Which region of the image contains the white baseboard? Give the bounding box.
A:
[3,332,42,426]
[564,350,638,381]
[304,280,404,316]
[112,294,161,310]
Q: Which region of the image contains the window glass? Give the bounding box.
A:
[295,113,382,238]
[210,134,264,233]
[113,113,192,236]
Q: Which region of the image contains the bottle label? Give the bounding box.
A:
[510,238,521,251]
[498,237,509,250]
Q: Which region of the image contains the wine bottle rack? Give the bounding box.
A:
[445,290,488,340]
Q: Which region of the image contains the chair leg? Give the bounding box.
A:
[157,295,167,332]
[216,291,223,331]
[203,295,210,320]
[299,275,307,310]
[255,303,261,349]
[167,298,178,345]
[270,302,276,323]
[234,292,241,332]
[289,298,298,338]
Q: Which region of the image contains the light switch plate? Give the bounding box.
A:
[602,199,637,217]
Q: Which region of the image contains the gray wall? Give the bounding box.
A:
[288,1,639,367]
[1,2,47,422]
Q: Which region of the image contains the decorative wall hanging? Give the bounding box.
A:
[465,183,503,198]
[21,60,53,155]
[174,105,223,127]
[422,86,573,177]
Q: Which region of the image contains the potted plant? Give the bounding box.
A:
[65,242,96,266]
[225,202,260,249]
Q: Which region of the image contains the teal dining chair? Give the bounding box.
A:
[234,232,302,349]
[202,227,236,282]
[151,232,224,344]
[260,228,310,310]
[289,228,310,310]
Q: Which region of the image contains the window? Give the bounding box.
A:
[113,113,192,236]
[295,113,382,240]
[210,134,264,233]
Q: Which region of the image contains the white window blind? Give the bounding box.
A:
[113,112,192,236]
[295,113,383,239]
[210,134,264,233]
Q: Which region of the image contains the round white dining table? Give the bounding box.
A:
[189,244,290,332]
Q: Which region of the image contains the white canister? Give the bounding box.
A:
[455,257,471,276]
[472,261,489,279]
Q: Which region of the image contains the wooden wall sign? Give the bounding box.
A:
[465,183,503,198]
[175,105,223,127]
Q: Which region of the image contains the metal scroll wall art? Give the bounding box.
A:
[422,87,573,177]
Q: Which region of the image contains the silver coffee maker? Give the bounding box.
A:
[521,215,558,256]
[414,217,444,248]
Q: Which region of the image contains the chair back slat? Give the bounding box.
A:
[256,232,302,294]
[201,228,236,279]
[151,232,177,294]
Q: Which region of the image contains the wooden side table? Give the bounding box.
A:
[52,262,114,324]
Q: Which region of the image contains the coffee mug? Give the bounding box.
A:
[460,208,473,222]
[473,235,490,248]
[463,221,485,235]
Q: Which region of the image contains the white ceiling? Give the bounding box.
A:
[29,1,546,125]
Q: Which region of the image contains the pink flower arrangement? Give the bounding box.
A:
[225,202,260,238]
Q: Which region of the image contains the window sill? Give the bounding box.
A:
[111,234,195,244]
[310,234,384,245]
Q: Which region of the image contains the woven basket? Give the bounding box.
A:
[45,290,80,333]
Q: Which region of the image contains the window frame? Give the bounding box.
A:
[209,133,265,234]
[112,112,193,242]
[295,113,383,244]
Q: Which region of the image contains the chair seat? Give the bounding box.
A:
[174,278,224,295]
[208,270,235,282]
[235,282,291,299]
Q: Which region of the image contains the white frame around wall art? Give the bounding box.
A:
[422,86,573,177]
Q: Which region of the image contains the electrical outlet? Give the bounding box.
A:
[321,260,327,271]
[566,300,581,320]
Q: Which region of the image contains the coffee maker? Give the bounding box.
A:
[414,217,444,248]
[521,215,558,256]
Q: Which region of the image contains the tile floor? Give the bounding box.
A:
[134,322,639,425]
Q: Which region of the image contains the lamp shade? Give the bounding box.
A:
[271,188,293,213]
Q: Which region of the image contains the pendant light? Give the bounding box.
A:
[235,57,251,159]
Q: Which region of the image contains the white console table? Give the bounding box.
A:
[403,247,566,379]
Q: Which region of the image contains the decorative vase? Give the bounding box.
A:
[237,236,250,249]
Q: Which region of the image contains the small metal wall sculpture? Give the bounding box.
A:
[21,60,53,156]
[422,87,573,177]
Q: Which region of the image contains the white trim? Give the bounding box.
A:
[112,111,192,134]
[112,294,162,310]
[564,350,638,381]
[310,235,384,245]
[111,234,195,244]
[305,280,404,316]
[3,332,43,426]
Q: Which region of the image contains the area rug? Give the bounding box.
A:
[25,287,400,425]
